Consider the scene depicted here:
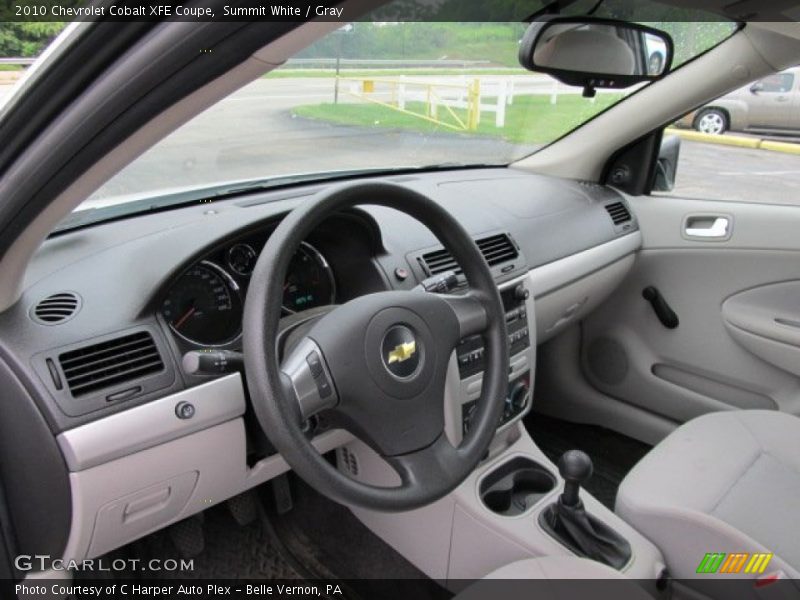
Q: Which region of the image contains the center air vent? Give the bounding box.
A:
[604,202,632,225]
[418,233,519,276]
[58,331,164,397]
[31,292,81,324]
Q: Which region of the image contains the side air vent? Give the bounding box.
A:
[419,247,458,276]
[58,331,164,397]
[31,292,81,324]
[419,233,520,276]
[605,202,632,225]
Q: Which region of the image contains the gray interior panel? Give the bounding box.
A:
[537,193,800,444]
[722,281,800,378]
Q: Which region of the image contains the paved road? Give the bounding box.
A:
[86,77,547,205]
[0,84,14,102]
[667,139,800,204]
[4,78,800,208]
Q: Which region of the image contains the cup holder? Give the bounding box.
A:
[479,457,556,516]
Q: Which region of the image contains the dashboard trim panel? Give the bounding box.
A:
[56,373,245,471]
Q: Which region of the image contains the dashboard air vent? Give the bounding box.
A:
[419,247,458,275]
[31,292,81,324]
[605,202,632,225]
[58,331,164,397]
[419,233,519,276]
[476,233,519,266]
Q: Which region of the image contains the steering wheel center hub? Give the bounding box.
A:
[364,306,437,400]
[381,325,422,379]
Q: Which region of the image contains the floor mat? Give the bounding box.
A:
[525,412,652,510]
[94,500,302,581]
[263,475,451,600]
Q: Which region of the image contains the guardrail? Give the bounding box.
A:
[0,58,36,65]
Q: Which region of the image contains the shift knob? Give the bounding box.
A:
[558,449,593,507]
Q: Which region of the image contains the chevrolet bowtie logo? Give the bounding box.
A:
[387,341,417,364]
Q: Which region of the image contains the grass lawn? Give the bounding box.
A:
[0,65,23,72]
[265,68,529,79]
[293,93,624,145]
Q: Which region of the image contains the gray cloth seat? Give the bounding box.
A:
[616,410,800,579]
[455,556,652,600]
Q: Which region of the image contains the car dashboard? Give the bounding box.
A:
[0,167,641,563]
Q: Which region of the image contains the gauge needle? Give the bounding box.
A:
[173,306,196,330]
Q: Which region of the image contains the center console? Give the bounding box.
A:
[456,282,534,438]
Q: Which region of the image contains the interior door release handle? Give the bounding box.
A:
[685,216,730,238]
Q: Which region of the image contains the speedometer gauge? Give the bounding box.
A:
[161,262,242,345]
[282,243,336,313]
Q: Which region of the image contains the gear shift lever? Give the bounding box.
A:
[558,449,593,507]
[539,449,632,570]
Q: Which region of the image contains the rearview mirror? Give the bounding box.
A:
[519,17,673,96]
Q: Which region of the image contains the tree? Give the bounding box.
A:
[0,23,66,57]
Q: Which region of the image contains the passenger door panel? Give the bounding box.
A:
[578,195,800,428]
[722,281,800,378]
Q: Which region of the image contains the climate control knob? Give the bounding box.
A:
[514,284,530,302]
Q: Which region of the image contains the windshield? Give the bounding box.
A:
[56,18,734,219]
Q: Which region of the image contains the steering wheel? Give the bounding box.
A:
[242,182,509,511]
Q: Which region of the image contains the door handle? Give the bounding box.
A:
[684,215,731,239]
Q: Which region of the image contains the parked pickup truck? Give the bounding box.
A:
[678,66,800,134]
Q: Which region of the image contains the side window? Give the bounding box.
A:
[658,71,800,204]
[756,73,794,93]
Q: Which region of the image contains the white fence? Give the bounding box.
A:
[397,77,515,128]
[345,76,517,129]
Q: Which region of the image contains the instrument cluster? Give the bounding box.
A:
[160,239,335,347]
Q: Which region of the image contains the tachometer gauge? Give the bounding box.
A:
[161,262,242,345]
[282,243,336,313]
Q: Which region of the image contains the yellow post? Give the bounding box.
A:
[467,79,481,131]
[426,85,432,117]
